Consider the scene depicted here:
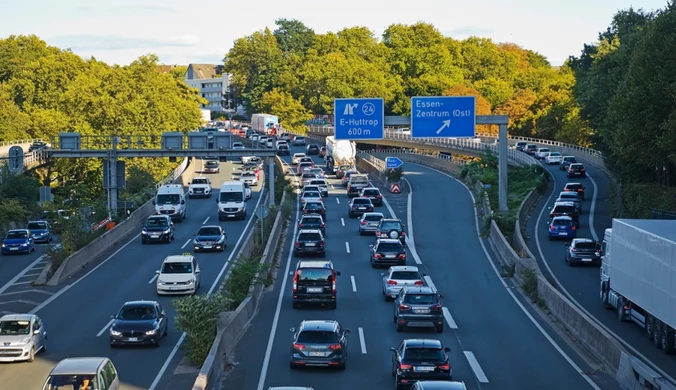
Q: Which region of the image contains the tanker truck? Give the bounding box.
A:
[324,136,356,174]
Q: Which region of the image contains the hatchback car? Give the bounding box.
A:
[370,239,407,268]
[193,225,227,252]
[545,152,562,164]
[565,238,601,266]
[232,142,244,150]
[309,179,329,197]
[563,182,586,200]
[383,266,425,301]
[555,191,582,214]
[300,190,323,206]
[294,229,326,257]
[141,215,175,244]
[289,320,349,369]
[293,136,306,146]
[26,220,52,243]
[358,212,385,235]
[348,197,374,218]
[535,147,550,159]
[109,300,168,347]
[276,145,290,156]
[392,339,453,389]
[550,201,579,225]
[302,201,327,220]
[306,144,320,155]
[567,163,586,178]
[300,173,318,188]
[560,156,577,170]
[376,218,407,247]
[525,144,537,154]
[361,187,383,206]
[308,167,324,179]
[548,216,577,241]
[298,214,326,236]
[203,160,220,173]
[0,314,47,362]
[394,286,445,333]
[291,260,340,309]
[297,162,314,175]
[155,254,201,295]
[240,171,259,186]
[2,229,35,255]
[42,357,120,390]
[292,153,307,165]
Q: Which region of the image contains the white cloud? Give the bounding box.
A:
[48,34,201,51]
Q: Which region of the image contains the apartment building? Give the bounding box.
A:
[184,64,231,112]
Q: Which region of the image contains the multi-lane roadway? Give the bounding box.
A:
[221,143,617,390]
[0,159,264,390]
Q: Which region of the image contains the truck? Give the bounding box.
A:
[324,136,356,173]
[600,219,676,353]
[251,113,279,135]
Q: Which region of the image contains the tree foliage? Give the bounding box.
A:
[258,89,312,133]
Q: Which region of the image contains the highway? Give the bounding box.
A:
[220,144,616,390]
[529,157,676,383]
[0,159,264,390]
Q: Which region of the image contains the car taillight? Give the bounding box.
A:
[292,343,305,350]
[319,241,324,247]
[572,225,576,231]
[360,220,367,225]
[401,231,405,237]
[292,271,299,292]
[399,363,412,370]
[570,248,577,252]
[398,254,406,259]
[399,304,410,310]
[298,223,303,227]
[577,189,583,192]
[376,232,382,237]
[328,344,342,350]
[300,198,305,203]
[414,280,424,286]
[369,207,373,211]
[295,241,301,247]
[549,225,555,231]
[438,363,451,370]
[431,304,442,311]
[387,280,398,285]
[320,223,325,227]
[318,198,323,202]
[581,168,585,171]
[303,209,308,213]
[374,254,383,259]
[332,272,337,293]
[376,195,382,198]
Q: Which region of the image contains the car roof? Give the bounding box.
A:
[300,214,322,219]
[569,163,584,166]
[403,286,436,294]
[163,254,194,263]
[416,382,467,390]
[548,151,561,154]
[0,313,34,322]
[148,215,170,220]
[563,155,576,159]
[553,201,575,207]
[297,260,333,269]
[49,357,109,375]
[380,218,402,222]
[572,238,595,244]
[299,320,338,332]
[362,212,384,218]
[558,191,579,196]
[7,229,29,233]
[362,187,380,191]
[403,339,443,348]
[198,225,222,231]
[565,182,582,186]
[298,228,322,233]
[389,266,419,273]
[352,197,371,201]
[304,201,324,206]
[122,300,157,308]
[377,238,403,244]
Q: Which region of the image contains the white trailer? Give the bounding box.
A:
[324,136,356,173]
[600,219,676,353]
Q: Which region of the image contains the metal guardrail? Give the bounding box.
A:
[358,149,471,167]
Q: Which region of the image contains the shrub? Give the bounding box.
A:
[173,293,231,365]
[383,166,404,181]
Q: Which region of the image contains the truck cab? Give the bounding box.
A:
[153,184,186,222]
[217,181,247,221]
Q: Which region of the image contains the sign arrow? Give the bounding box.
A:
[436,120,451,135]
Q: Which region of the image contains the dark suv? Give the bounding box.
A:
[549,201,579,225]
[394,286,444,333]
[289,320,350,369]
[555,191,582,214]
[565,238,601,266]
[347,197,374,218]
[298,214,326,236]
[567,163,586,178]
[294,229,326,257]
[375,218,406,247]
[302,201,327,220]
[391,339,453,388]
[291,260,341,309]
[370,239,407,268]
[361,187,383,206]
[563,182,585,200]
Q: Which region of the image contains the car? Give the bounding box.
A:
[297,162,314,175]
[565,238,601,266]
[300,190,323,206]
[300,172,319,188]
[308,167,325,178]
[567,163,586,178]
[250,134,260,143]
[514,141,528,151]
[28,141,48,152]
[266,139,274,148]
[298,214,326,236]
[308,179,329,197]
[394,286,445,332]
[1,229,35,255]
[292,153,307,165]
[535,147,550,159]
[188,177,212,198]
[293,136,306,146]
[258,136,269,145]
[243,182,252,200]
[382,266,425,301]
[109,300,168,347]
[141,215,175,244]
[335,164,353,179]
[291,260,340,308]
[563,182,585,200]
[26,220,52,243]
[524,144,537,154]
[232,142,245,150]
[240,171,259,186]
[42,357,120,390]
[370,238,406,268]
[319,146,326,157]
[302,201,327,220]
[298,157,314,165]
[410,382,467,390]
[193,225,227,252]
[277,144,290,156]
[279,133,292,141]
[306,144,320,155]
[347,174,370,197]
[550,201,579,225]
[155,254,201,295]
[360,187,383,206]
[358,212,385,235]
[391,339,453,389]
[548,216,576,241]
[560,156,577,170]
[0,314,47,362]
[203,160,220,173]
[545,152,562,164]
[302,185,321,195]
[375,218,407,247]
[289,320,349,369]
[294,229,326,257]
[556,191,582,214]
[347,197,374,218]
[342,170,358,186]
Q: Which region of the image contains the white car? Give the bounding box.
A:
[156,254,201,295]
[250,134,259,142]
[300,190,323,205]
[292,153,306,165]
[188,177,212,198]
[258,136,269,145]
[382,266,425,301]
[265,139,274,148]
[232,142,245,150]
[535,147,550,159]
[243,182,252,200]
[240,171,258,186]
[545,152,562,164]
[241,156,256,164]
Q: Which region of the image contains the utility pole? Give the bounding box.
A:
[109,136,119,217]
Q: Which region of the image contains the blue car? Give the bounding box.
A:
[548,216,577,241]
[192,225,227,252]
[1,229,36,255]
[560,156,577,171]
[26,220,52,243]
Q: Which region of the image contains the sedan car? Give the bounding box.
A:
[303,201,327,220]
[545,152,562,164]
[300,173,319,188]
[565,238,601,266]
[394,286,444,333]
[289,320,349,370]
[240,171,259,186]
[109,300,168,347]
[347,197,374,218]
[392,339,453,388]
[293,136,306,146]
[26,220,52,243]
[0,314,47,362]
[535,147,550,159]
[360,187,383,206]
[141,215,175,244]
[193,225,227,252]
[232,142,245,150]
[382,266,425,301]
[300,190,323,206]
[203,160,220,173]
[358,212,385,235]
[1,229,35,255]
[294,229,326,257]
[292,153,307,165]
[567,163,586,178]
[548,216,577,241]
[298,214,326,236]
[370,239,406,268]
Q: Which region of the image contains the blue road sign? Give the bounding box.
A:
[386,157,403,169]
[334,98,384,140]
[410,96,476,138]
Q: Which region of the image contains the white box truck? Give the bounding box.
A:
[600,219,676,353]
[324,136,356,173]
[216,181,247,221]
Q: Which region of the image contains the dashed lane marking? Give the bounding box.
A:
[350,276,357,292]
[464,351,489,383]
[202,216,210,225]
[341,218,345,227]
[180,239,192,249]
[149,274,158,284]
[12,281,33,286]
[0,255,49,295]
[96,318,115,337]
[424,275,436,292]
[0,299,40,306]
[335,198,340,204]
[442,307,458,329]
[345,242,350,254]
[358,327,367,354]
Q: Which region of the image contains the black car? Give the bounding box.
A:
[376,218,406,247]
[193,225,227,252]
[28,141,48,152]
[394,286,445,333]
[141,215,175,244]
[563,182,585,200]
[410,382,467,390]
[294,229,326,257]
[298,214,326,236]
[392,339,452,389]
[361,187,383,206]
[292,260,340,309]
[555,191,582,214]
[306,144,320,155]
[302,201,327,220]
[565,238,601,266]
[347,197,374,218]
[549,201,579,225]
[109,300,169,347]
[567,163,586,178]
[290,320,349,369]
[277,145,290,156]
[370,239,406,268]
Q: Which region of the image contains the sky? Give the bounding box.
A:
[0,0,670,67]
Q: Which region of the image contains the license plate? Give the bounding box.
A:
[127,337,138,342]
[369,223,377,226]
[558,232,568,236]
[151,234,159,238]
[359,207,366,210]
[582,259,592,262]
[385,254,396,258]
[169,287,181,290]
[308,351,325,357]
[227,215,236,218]
[305,243,316,247]
[203,245,212,249]
[307,287,323,293]
[414,309,430,314]
[414,366,434,372]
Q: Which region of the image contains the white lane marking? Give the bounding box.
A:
[341,217,345,227]
[464,351,489,383]
[21,272,42,278]
[423,275,436,292]
[148,274,158,284]
[442,307,458,329]
[350,275,357,292]
[587,173,599,241]
[202,216,210,225]
[180,239,192,249]
[383,180,422,265]
[12,281,33,286]
[331,185,335,190]
[335,198,340,204]
[96,318,115,337]
[421,164,602,390]
[358,327,367,354]
[345,242,350,254]
[0,255,47,295]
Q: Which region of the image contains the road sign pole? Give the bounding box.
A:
[110,137,119,217]
[498,123,508,212]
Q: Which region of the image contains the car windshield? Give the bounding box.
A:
[118,306,156,320]
[206,161,219,167]
[378,242,403,251]
[404,294,437,304]
[353,198,371,204]
[305,203,323,210]
[364,215,383,221]
[559,194,577,200]
[157,194,180,204]
[0,320,30,335]
[539,149,550,153]
[404,347,444,361]
[575,241,597,250]
[549,152,561,157]
[298,269,332,280]
[296,330,337,344]
[553,219,573,226]
[296,137,305,140]
[145,218,168,228]
[198,227,221,236]
[192,178,208,184]
[43,374,101,390]
[220,192,243,202]
[391,271,420,280]
[298,233,322,241]
[310,181,325,186]
[6,231,28,239]
[27,222,47,230]
[564,157,577,162]
[303,192,321,198]
[380,222,402,230]
[302,217,322,224]
[308,145,318,149]
[571,165,584,170]
[309,169,323,175]
[363,189,379,196]
[339,165,352,171]
[161,262,193,274]
[554,206,575,214]
[302,173,316,179]
[242,172,255,177]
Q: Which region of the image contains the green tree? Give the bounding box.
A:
[0,86,31,141]
[258,89,312,133]
[273,19,315,57]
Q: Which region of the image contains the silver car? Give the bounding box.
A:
[382,266,425,301]
[0,313,47,362]
[358,212,385,235]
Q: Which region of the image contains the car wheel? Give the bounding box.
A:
[338,361,346,370]
[28,347,35,362]
[290,361,297,369]
[370,258,376,268]
[163,326,168,337]
[292,301,299,309]
[396,323,404,332]
[42,339,47,353]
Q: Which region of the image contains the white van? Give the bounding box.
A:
[42,357,120,390]
[217,181,247,220]
[153,184,186,222]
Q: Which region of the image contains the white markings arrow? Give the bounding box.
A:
[436,120,451,135]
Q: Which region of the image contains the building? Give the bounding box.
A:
[184,64,231,113]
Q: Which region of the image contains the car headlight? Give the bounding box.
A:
[110,329,122,336]
[20,243,28,246]
[163,229,171,234]
[145,328,158,335]
[157,280,166,285]
[1,244,5,248]
[188,279,195,284]
[17,337,31,345]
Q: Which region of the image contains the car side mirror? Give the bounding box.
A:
[402,224,406,228]
[444,347,451,352]
[161,312,166,317]
[369,245,373,248]
[195,269,200,273]
[335,271,341,276]
[110,314,116,319]
[33,329,41,335]
[345,328,351,333]
[421,273,426,276]
[438,294,444,299]
[155,270,160,274]
[181,200,186,205]
[390,347,396,352]
[595,251,602,257]
[289,327,296,333]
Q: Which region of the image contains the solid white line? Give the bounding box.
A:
[424,275,436,292]
[148,274,158,284]
[464,351,489,383]
[180,239,191,249]
[96,318,115,337]
[358,327,367,354]
[12,281,33,285]
[345,242,350,254]
[341,218,345,227]
[587,173,599,241]
[21,272,42,278]
[350,275,357,292]
[202,216,210,225]
[335,198,340,204]
[148,333,186,389]
[442,307,458,329]
[0,255,46,295]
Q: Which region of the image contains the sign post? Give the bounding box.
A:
[410,96,476,138]
[333,98,384,140]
